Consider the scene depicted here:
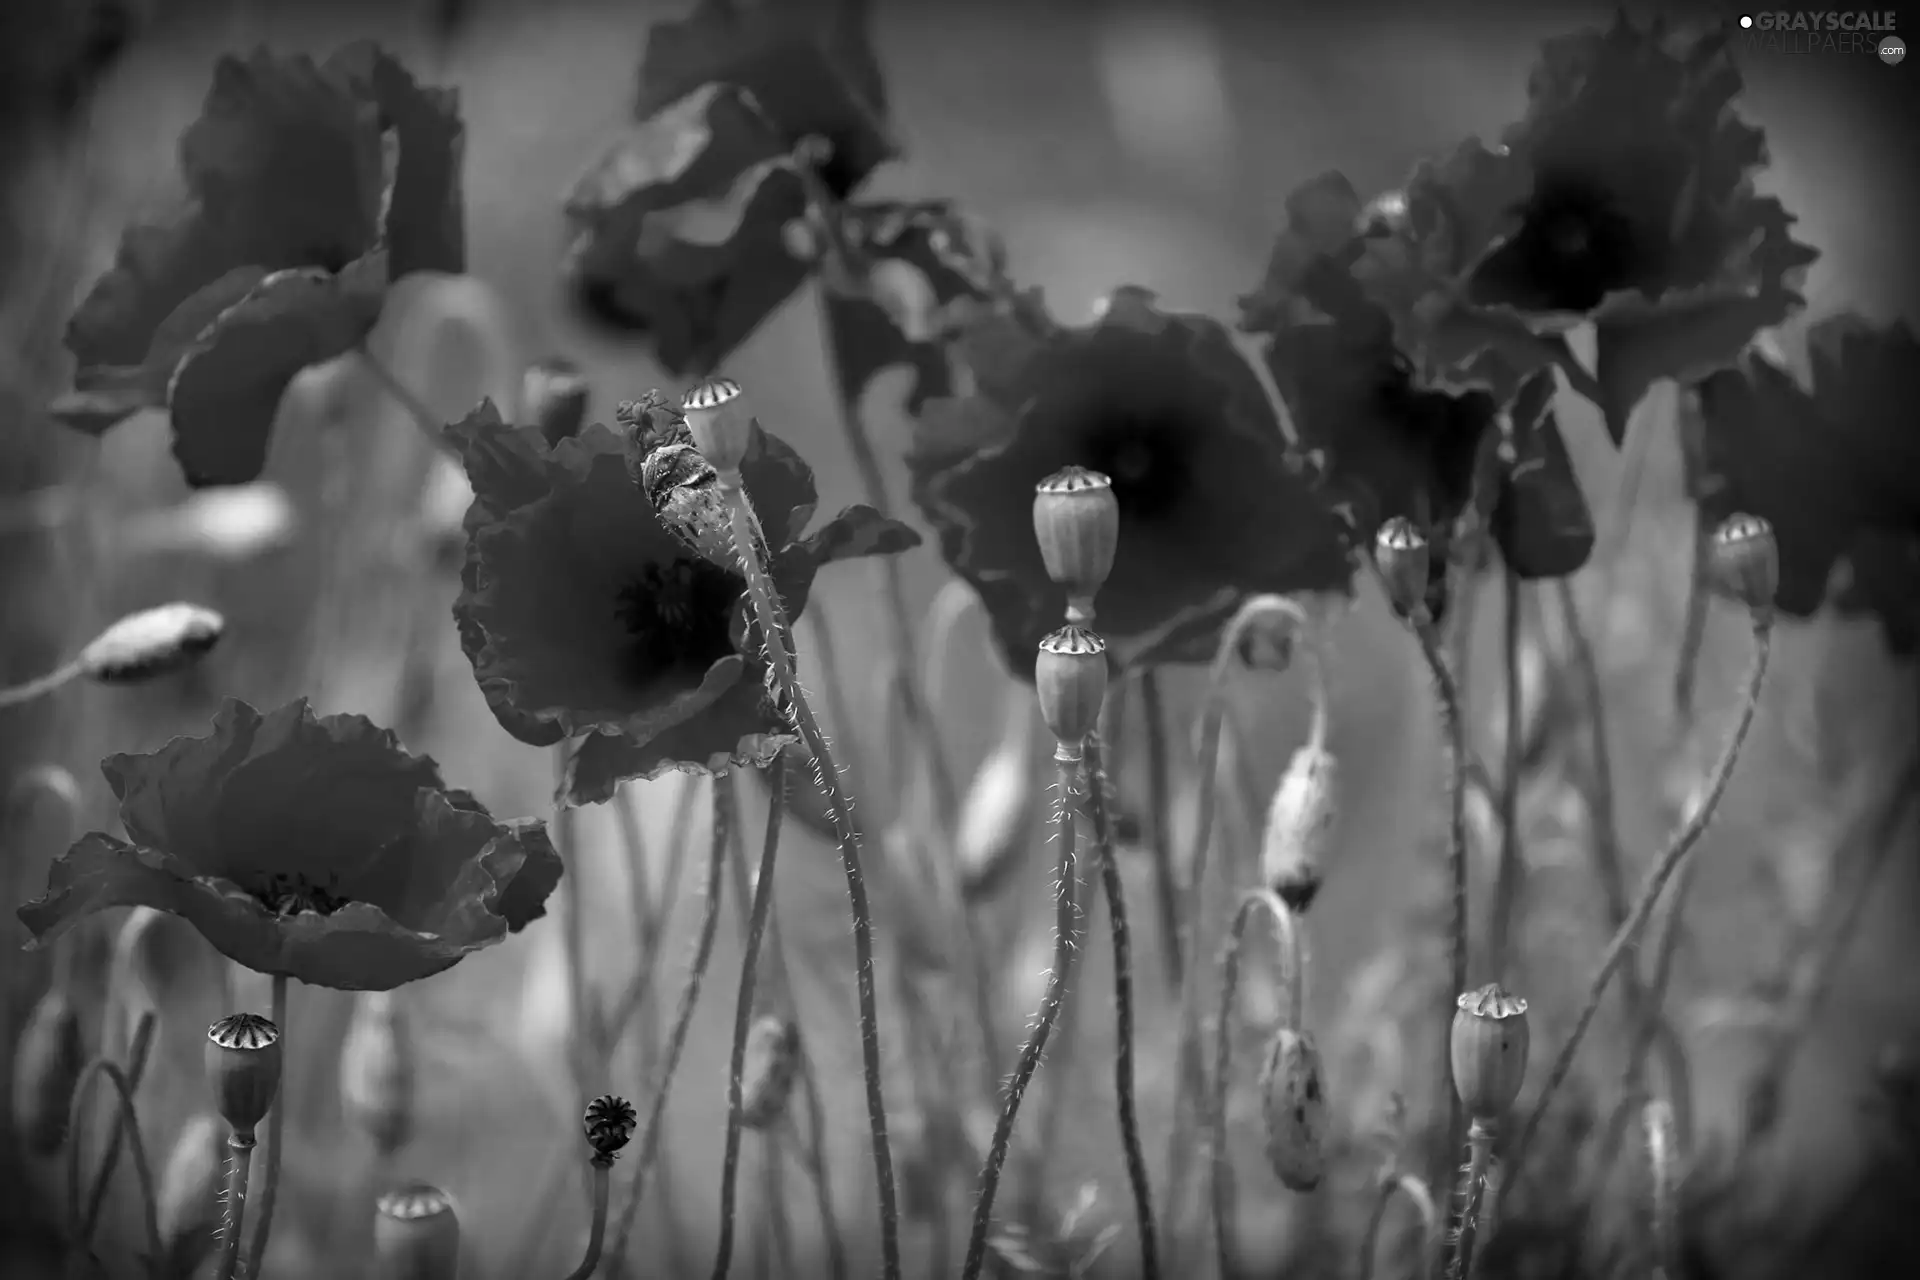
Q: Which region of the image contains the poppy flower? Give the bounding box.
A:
[1466,14,1818,443]
[912,286,1352,680]
[53,43,464,487]
[1692,315,1920,652]
[449,399,919,805]
[563,0,892,372]
[1239,171,1499,616]
[14,698,560,992]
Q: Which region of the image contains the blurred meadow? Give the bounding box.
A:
[3,1,1918,1278]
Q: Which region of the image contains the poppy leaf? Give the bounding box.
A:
[795,504,921,569]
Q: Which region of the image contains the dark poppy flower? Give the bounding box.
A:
[1239,172,1499,617]
[53,43,464,487]
[564,0,893,372]
[1692,315,1920,651]
[1466,15,1819,443]
[913,287,1352,680]
[14,699,560,992]
[449,400,919,804]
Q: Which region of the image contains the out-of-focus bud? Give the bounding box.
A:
[522,357,590,448]
[1259,743,1340,913]
[1707,513,1778,620]
[1032,467,1119,625]
[780,216,823,263]
[341,991,416,1159]
[11,986,85,1156]
[372,1182,461,1280]
[78,603,224,684]
[124,483,298,562]
[955,694,1040,901]
[1450,983,1530,1120]
[1035,626,1108,750]
[155,1112,226,1275]
[1374,517,1430,623]
[1259,1027,1328,1192]
[108,906,194,1051]
[205,1013,282,1141]
[740,1017,803,1130]
[1356,188,1410,240]
[582,1094,637,1166]
[681,376,752,476]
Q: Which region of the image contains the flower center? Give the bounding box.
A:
[613,555,742,677]
[253,872,350,917]
[1086,422,1189,520]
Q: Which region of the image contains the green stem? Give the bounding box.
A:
[81,1007,157,1243]
[240,973,287,1279]
[64,1059,160,1279]
[1486,570,1524,980]
[213,1135,255,1280]
[562,1161,612,1280]
[1412,617,1471,1191]
[0,658,81,708]
[1139,669,1183,990]
[1446,1119,1497,1280]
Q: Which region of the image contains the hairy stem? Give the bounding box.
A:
[563,1161,612,1280]
[64,1059,159,1279]
[1358,1172,1438,1280]
[212,1136,254,1280]
[240,973,287,1279]
[1413,618,1471,1189]
[81,1006,157,1244]
[1487,570,1525,980]
[1447,1119,1498,1280]
[1140,669,1183,990]
[1672,515,1710,725]
[960,748,1083,1280]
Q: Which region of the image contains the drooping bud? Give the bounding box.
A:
[79,603,224,684]
[523,357,590,448]
[1450,983,1530,1120]
[372,1182,461,1280]
[1374,518,1430,623]
[108,906,199,1051]
[681,376,752,475]
[1259,744,1341,913]
[1707,513,1778,620]
[340,991,416,1159]
[11,986,84,1155]
[125,483,298,562]
[155,1112,227,1276]
[955,694,1040,901]
[741,1016,803,1130]
[1034,626,1108,751]
[1033,467,1119,624]
[205,1013,282,1141]
[1258,1027,1328,1192]
[582,1094,637,1166]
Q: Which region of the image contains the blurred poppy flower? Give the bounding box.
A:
[450,400,918,804]
[53,43,464,487]
[913,287,1352,680]
[15,699,559,992]
[1467,15,1817,443]
[1692,316,1920,652]
[565,0,893,372]
[1240,172,1499,617]
[1488,370,1595,580]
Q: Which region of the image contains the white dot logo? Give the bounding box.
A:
[1740,15,1754,28]
[1882,36,1907,65]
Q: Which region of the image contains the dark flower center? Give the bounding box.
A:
[1080,420,1192,522]
[613,555,743,679]
[1499,173,1646,313]
[253,872,351,917]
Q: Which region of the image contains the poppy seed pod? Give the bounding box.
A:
[78,602,224,684]
[1451,983,1530,1120]
[1032,467,1119,624]
[205,1013,282,1141]
[741,1016,803,1130]
[1374,517,1431,622]
[583,1094,637,1165]
[340,991,416,1158]
[1259,743,1340,913]
[155,1112,226,1270]
[1258,1026,1329,1193]
[681,376,751,475]
[1707,512,1779,619]
[372,1182,461,1280]
[11,986,85,1156]
[1034,626,1108,750]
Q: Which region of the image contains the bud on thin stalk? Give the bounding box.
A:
[1706,512,1778,623]
[1033,466,1119,625]
[373,1183,462,1280]
[956,689,1041,901]
[1258,1027,1329,1193]
[1259,743,1340,914]
[80,602,225,684]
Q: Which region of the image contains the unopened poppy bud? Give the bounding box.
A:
[741,1017,803,1130]
[582,1094,637,1165]
[340,991,416,1158]
[1259,744,1340,913]
[956,698,1039,901]
[205,1013,282,1141]
[1707,513,1778,619]
[1258,1027,1328,1192]
[523,357,590,448]
[127,483,298,561]
[1034,626,1108,750]
[155,1112,226,1271]
[681,376,752,475]
[108,906,187,1047]
[373,1182,461,1280]
[1451,983,1530,1120]
[1374,518,1430,622]
[1356,188,1410,240]
[1033,467,1119,624]
[11,986,84,1155]
[79,602,224,684]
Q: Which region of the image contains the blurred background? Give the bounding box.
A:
[3,1,1917,1277]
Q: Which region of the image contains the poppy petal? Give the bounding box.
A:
[793,504,920,569]
[566,680,792,806]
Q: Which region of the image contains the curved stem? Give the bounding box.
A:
[0,658,82,708]
[562,1161,612,1280]
[1508,620,1773,1182]
[212,1136,255,1280]
[64,1059,160,1278]
[607,774,731,1265]
[1358,1172,1438,1280]
[1672,515,1710,726]
[1209,889,1304,1280]
[1487,570,1525,980]
[81,1007,157,1243]
[718,474,899,1280]
[959,747,1083,1280]
[1083,734,1160,1280]
[239,973,287,1279]
[1412,617,1471,1186]
[1139,669,1183,990]
[1643,1100,1679,1280]
[712,758,787,1280]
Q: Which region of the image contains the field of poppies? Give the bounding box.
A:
[2,2,1917,1278]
